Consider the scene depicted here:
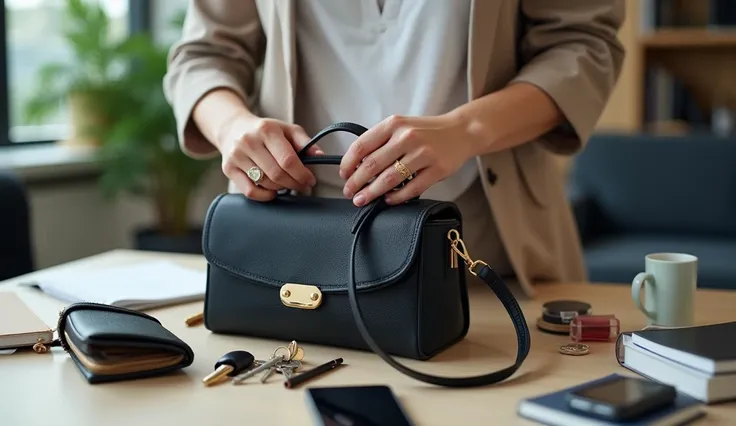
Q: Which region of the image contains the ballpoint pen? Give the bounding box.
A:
[284,358,344,389]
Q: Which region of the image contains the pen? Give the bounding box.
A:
[185,312,204,327]
[284,357,344,389]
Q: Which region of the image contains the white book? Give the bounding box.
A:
[624,340,736,404]
[22,260,206,311]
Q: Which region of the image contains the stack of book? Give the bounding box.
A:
[620,321,736,403]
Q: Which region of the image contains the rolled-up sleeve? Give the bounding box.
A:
[163,0,265,158]
[511,0,626,155]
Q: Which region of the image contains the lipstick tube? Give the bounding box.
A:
[570,315,620,342]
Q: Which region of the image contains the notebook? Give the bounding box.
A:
[0,292,54,350]
[21,260,206,311]
[517,374,705,426]
[631,322,736,375]
[623,339,736,403]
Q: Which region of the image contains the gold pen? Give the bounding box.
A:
[185,312,204,327]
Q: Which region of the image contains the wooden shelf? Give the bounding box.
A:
[641,28,736,49]
[640,28,736,111]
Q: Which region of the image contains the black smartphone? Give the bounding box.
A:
[305,385,414,426]
[565,376,677,421]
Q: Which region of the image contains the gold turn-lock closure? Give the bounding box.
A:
[280,283,323,310]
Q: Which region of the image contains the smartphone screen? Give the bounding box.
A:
[567,376,676,420]
[305,385,414,426]
[571,376,673,407]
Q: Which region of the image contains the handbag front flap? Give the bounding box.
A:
[202,193,460,293]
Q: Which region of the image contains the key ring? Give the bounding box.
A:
[272,346,292,361]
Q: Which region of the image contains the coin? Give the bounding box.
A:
[559,343,590,356]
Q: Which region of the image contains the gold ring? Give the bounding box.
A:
[394,160,413,181]
[246,166,264,184]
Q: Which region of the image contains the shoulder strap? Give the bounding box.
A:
[349,201,531,387]
[298,122,532,387]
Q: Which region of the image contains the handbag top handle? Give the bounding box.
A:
[297,122,368,164]
[296,122,532,388]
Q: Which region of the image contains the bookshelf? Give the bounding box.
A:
[640,28,736,48]
[637,1,736,134]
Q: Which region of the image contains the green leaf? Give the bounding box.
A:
[23,3,214,234]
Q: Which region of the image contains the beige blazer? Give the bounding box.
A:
[164,0,626,296]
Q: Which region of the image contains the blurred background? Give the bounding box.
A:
[1,0,735,290]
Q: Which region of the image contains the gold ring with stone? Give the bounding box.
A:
[246,166,264,184]
[394,160,413,181]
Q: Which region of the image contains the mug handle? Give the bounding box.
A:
[632,273,656,321]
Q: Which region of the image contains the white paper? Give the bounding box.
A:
[0,349,17,355]
[24,261,206,310]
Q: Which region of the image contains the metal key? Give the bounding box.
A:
[259,345,293,383]
[261,342,305,383]
[260,364,278,383]
[234,344,292,384]
[277,360,302,379]
[232,355,286,385]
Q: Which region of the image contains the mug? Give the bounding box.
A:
[632,253,697,327]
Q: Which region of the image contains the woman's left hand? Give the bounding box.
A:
[339,113,476,207]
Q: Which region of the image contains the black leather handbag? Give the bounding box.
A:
[202,122,531,387]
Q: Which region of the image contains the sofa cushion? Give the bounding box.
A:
[584,234,736,290]
[570,134,736,237]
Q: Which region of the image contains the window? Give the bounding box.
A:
[0,0,148,145]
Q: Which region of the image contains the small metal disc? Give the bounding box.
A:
[291,346,305,361]
[559,343,590,356]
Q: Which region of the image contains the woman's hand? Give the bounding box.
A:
[215,114,323,201]
[339,114,476,207]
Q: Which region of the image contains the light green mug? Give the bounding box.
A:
[631,253,698,327]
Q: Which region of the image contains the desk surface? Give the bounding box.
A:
[1,250,734,426]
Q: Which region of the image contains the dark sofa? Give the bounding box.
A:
[568,133,736,290]
[0,172,34,281]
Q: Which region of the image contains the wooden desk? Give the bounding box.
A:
[1,250,734,426]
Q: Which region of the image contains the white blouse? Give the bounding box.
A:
[293,0,477,201]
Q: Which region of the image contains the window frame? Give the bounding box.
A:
[0,0,151,147]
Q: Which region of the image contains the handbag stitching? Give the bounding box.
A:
[202,195,442,291]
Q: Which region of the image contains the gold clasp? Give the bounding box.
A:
[280,283,323,310]
[447,229,488,276]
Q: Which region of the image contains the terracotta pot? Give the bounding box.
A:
[64,89,110,147]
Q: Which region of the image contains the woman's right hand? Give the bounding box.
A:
[215,114,323,201]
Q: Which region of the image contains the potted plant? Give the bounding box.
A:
[23,0,128,146]
[25,4,216,254]
[94,19,217,254]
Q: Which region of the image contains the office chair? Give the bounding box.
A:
[0,172,34,281]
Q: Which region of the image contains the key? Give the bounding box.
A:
[260,364,278,383]
[202,351,255,386]
[259,342,305,383]
[279,366,294,380]
[274,360,301,380]
[259,344,296,383]
[232,355,286,385]
[278,360,302,379]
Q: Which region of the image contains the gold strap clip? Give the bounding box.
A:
[447,229,488,276]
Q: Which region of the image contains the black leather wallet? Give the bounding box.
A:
[56,303,194,384]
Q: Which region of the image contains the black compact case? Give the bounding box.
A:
[56,303,194,384]
[537,300,592,335]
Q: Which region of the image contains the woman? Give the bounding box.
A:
[164,0,625,296]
